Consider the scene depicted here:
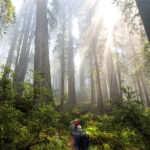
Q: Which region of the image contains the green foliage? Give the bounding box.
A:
[111,87,150,148]
[113,0,142,33]
[0,69,58,149]
[82,86,150,150]
[0,68,150,149]
[32,136,70,150]
[0,66,15,101]
[82,111,149,150]
[0,103,60,149]
[0,99,58,149]
[58,90,150,149]
[0,0,16,35]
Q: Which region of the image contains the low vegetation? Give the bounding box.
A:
[0,69,149,150]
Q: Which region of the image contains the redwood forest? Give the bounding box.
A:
[0,0,150,149]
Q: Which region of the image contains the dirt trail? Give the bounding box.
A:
[68,136,76,150]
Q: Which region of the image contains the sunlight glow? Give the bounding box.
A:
[72,18,79,39]
[94,0,120,33]
[11,0,23,13]
[74,53,81,69]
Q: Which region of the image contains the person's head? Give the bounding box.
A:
[74,120,80,128]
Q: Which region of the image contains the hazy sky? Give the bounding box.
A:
[11,0,23,13]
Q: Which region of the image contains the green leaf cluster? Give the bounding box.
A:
[0,0,16,34]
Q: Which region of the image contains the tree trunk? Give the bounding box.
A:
[21,17,35,83]
[90,53,96,105]
[135,0,150,43]
[60,14,65,106]
[14,12,28,77]
[14,3,34,92]
[93,47,104,113]
[68,8,76,105]
[102,75,109,100]
[140,73,150,107]
[106,49,121,100]
[3,19,20,78]
[80,60,85,90]
[130,36,145,106]
[132,77,139,100]
[136,71,144,106]
[113,34,123,102]
[117,60,123,101]
[34,0,53,103]
[3,3,29,78]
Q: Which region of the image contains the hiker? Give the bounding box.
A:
[70,120,90,150]
[70,123,82,149]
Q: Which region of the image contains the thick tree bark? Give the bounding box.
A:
[135,0,150,43]
[68,8,76,104]
[34,0,53,103]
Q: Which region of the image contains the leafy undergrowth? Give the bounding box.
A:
[0,97,150,149]
[0,69,150,150]
[58,103,150,150]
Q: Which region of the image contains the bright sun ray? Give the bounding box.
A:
[11,0,23,13]
[94,0,120,34]
[74,53,81,69]
[73,0,120,69]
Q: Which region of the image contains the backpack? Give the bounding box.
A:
[80,134,90,150]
